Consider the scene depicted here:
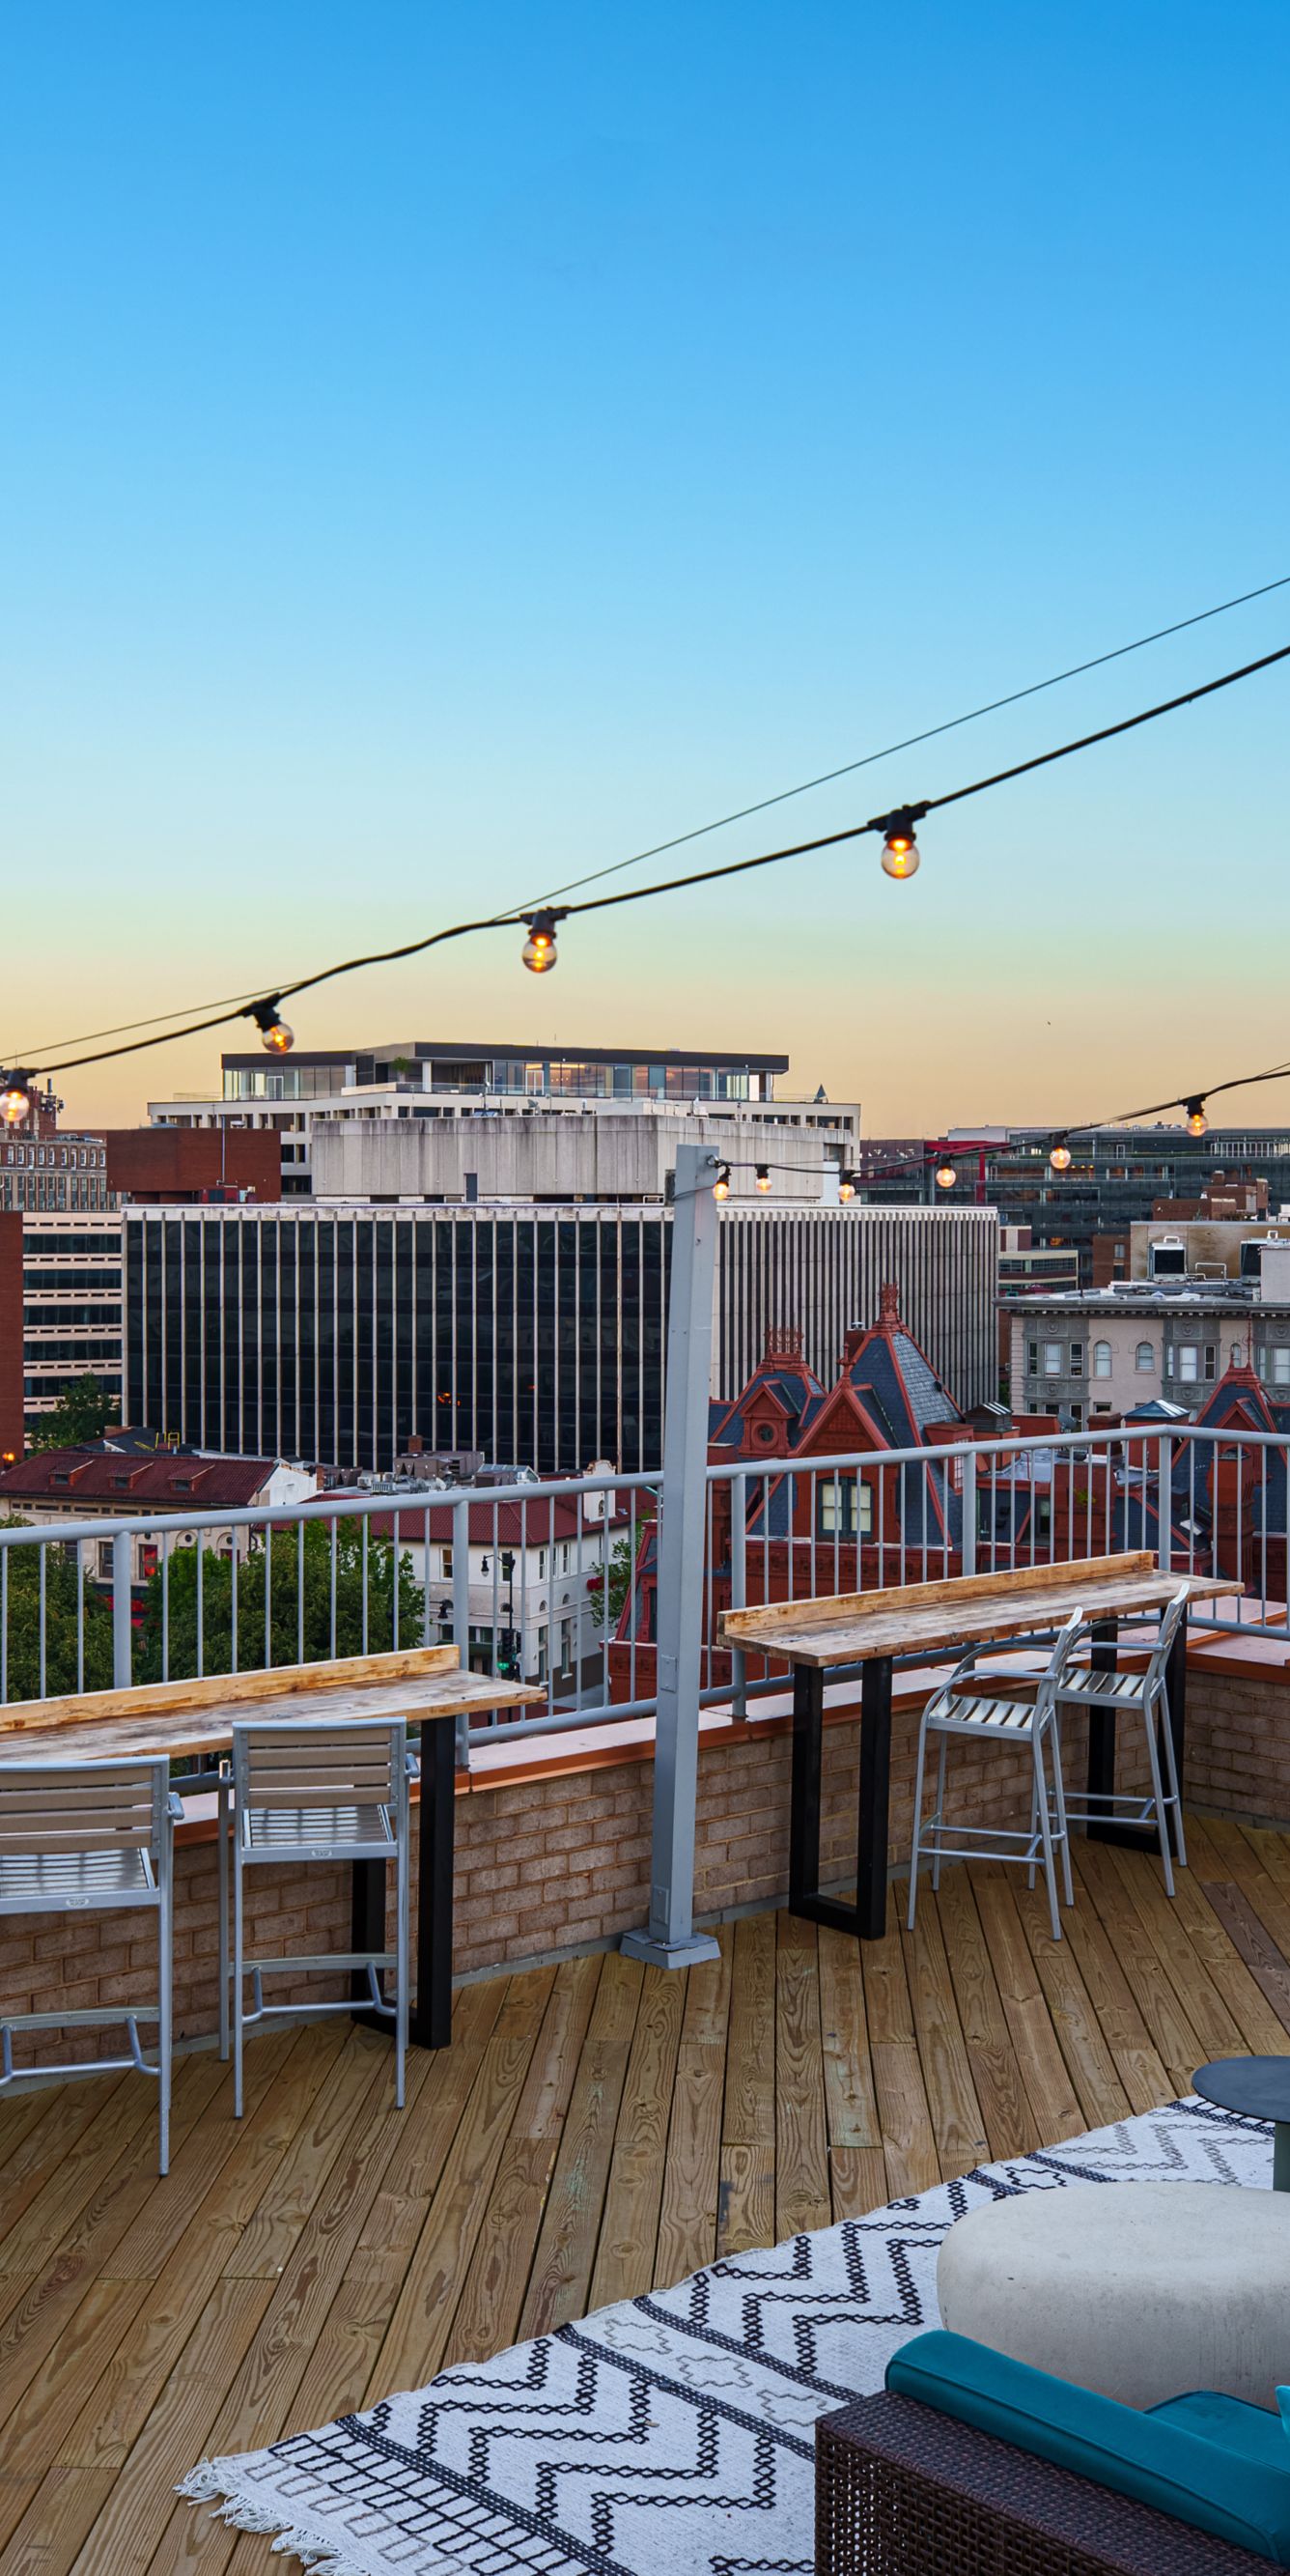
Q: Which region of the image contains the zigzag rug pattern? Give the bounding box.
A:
[182,2095,1270,2576]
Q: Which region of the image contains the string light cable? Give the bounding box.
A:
[1,637,1286,1129]
[15,576,1290,1068]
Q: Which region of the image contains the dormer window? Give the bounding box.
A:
[172,1477,191,1494]
[52,1471,70,1487]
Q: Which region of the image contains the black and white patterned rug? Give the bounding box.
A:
[182,2096,1271,2576]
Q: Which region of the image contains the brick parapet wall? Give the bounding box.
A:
[0,1648,1282,2063]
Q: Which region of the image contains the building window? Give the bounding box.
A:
[817,1480,873,1540]
[1275,1347,1290,1386]
[1204,1345,1218,1380]
[1135,1341,1154,1372]
[1042,1341,1062,1375]
[1069,1345,1083,1373]
[1177,1344,1199,1382]
[1092,1342,1112,1378]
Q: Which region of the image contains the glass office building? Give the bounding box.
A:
[125,1203,998,1474]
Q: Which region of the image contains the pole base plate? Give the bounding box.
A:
[620,1927,721,1970]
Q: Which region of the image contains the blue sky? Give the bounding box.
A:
[4,1,1288,1131]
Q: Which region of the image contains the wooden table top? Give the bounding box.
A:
[717,1551,1232,1670]
[0,1645,544,1766]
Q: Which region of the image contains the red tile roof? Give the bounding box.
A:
[0,1449,283,1511]
[324,1490,632,1545]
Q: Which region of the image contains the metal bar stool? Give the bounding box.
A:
[0,1756,182,2173]
[908,1613,1084,1940]
[1051,1586,1189,1895]
[221,1715,411,2115]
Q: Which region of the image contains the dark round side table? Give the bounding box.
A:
[1193,2055,1290,2190]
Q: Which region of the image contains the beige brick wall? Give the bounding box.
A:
[0,1652,1275,2061]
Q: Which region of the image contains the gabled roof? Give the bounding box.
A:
[0,1448,284,1511]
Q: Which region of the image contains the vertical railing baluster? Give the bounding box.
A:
[360,1515,369,1657]
[329,1518,338,1661]
[38,1543,46,1700]
[729,1471,746,1720]
[195,1536,205,1680]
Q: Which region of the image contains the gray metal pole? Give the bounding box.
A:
[622,1142,721,1970]
[111,1528,133,1687]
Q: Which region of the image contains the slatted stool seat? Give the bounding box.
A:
[0,1757,182,2174]
[908,1613,1082,1940]
[222,1716,411,2115]
[1052,1587,1189,1894]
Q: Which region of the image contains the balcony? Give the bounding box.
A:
[1,1419,1290,2567]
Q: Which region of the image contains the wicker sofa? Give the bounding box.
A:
[816,2332,1290,2575]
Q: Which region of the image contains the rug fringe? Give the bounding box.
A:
[177,2466,376,2575]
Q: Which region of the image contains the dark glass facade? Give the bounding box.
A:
[126,1208,670,1474]
[125,1202,999,1473]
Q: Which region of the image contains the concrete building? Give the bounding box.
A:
[333,1486,631,1690]
[124,1199,999,1475]
[1006,1255,1290,1421]
[856,1125,1290,1283]
[308,1109,833,1204]
[0,1082,114,1216]
[0,1211,125,1452]
[149,1039,859,1197]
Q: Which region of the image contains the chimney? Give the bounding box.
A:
[879,1281,901,1327]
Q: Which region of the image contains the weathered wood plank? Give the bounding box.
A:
[587,1967,686,2310]
[515,1955,642,2339]
[655,1931,731,2290]
[932,1872,1037,2161]
[774,1914,829,2235]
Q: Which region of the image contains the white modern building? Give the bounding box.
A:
[148,1038,861,1198]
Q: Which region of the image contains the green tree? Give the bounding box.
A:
[27,1373,117,1453]
[0,1518,114,1701]
[135,1518,422,1683]
[593,1523,652,1633]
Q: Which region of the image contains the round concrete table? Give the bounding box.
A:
[937,2182,1290,2409]
[1193,2056,1290,2190]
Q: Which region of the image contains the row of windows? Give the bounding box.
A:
[2,1145,106,1168]
[1028,1338,1230,1381]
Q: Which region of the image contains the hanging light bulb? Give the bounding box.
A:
[755,1164,771,1195]
[1050,1136,1072,1173]
[935,1163,957,1190]
[878,807,923,882]
[0,1074,32,1127]
[713,1164,731,1202]
[838,1172,855,1203]
[247,999,294,1055]
[1185,1096,1208,1137]
[521,911,560,974]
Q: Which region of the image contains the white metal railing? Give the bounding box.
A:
[0,1421,1285,1751]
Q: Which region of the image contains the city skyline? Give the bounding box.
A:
[5,1,1290,1136]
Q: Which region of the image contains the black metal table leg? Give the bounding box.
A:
[789,1663,824,1912]
[1084,1617,1118,1839]
[786,1653,893,1943]
[350,1855,388,2024]
[856,1655,893,1939]
[410,1712,455,2050]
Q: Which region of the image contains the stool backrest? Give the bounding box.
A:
[1033,1611,1086,1717]
[1144,1586,1190,1690]
[0,1757,168,1858]
[233,1717,406,1813]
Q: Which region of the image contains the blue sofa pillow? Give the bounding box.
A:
[885,2332,1290,2566]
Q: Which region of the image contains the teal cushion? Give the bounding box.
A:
[1153,2391,1290,2472]
[885,2332,1290,2566]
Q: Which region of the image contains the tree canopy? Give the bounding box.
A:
[26,1373,118,1454]
[135,1518,423,1683]
[0,1517,114,1701]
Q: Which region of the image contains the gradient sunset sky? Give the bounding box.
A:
[5,2,1289,1137]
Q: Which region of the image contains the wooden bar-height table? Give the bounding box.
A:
[720,1553,1228,1942]
[0,1646,542,2049]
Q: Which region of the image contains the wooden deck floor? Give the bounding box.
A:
[3,1810,1290,2572]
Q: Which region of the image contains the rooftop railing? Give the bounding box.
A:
[1,1419,1284,1756]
